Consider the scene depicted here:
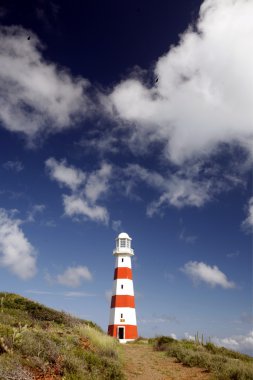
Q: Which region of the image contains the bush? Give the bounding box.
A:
[153,335,176,351]
[18,330,60,364]
[77,325,119,359]
[0,354,34,380]
[151,336,253,380]
[0,293,125,379]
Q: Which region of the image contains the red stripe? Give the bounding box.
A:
[108,324,138,339]
[114,267,132,280]
[111,295,135,308]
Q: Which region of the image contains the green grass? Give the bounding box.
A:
[150,336,253,380]
[0,292,124,379]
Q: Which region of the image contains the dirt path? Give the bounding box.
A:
[121,344,211,380]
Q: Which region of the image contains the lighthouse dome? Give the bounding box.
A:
[118,232,131,240]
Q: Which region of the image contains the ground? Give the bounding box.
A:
[121,343,211,380]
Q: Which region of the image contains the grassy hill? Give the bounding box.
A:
[0,292,123,380]
[1,292,252,380]
[149,336,253,380]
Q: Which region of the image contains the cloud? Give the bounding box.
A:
[26,204,45,222]
[106,0,253,165]
[78,129,119,157]
[2,160,24,172]
[56,265,92,287]
[123,163,243,215]
[46,158,111,224]
[0,208,37,279]
[181,261,236,289]
[212,331,253,356]
[35,1,61,33]
[63,195,109,224]
[184,332,195,341]
[45,157,86,191]
[64,291,96,297]
[112,220,122,232]
[0,25,91,140]
[139,314,179,324]
[179,229,198,244]
[242,197,253,232]
[26,290,96,297]
[226,251,240,259]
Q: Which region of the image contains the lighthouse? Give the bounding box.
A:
[108,232,138,343]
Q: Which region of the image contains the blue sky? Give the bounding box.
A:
[0,0,252,355]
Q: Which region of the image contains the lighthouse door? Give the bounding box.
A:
[118,327,124,339]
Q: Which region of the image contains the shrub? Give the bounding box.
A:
[153,335,176,351]
[151,336,253,380]
[77,325,119,359]
[18,330,60,364]
[0,354,33,380]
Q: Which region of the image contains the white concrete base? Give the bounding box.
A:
[118,339,135,344]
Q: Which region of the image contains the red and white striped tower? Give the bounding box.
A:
[108,232,138,343]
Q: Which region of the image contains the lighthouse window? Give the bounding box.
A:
[122,258,124,262]
[121,284,123,289]
[120,239,126,247]
[121,313,123,318]
[127,240,130,248]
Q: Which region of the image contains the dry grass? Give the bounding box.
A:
[0,292,124,380]
[151,336,253,380]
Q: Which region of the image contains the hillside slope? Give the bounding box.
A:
[150,336,253,380]
[0,292,123,380]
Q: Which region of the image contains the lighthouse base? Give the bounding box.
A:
[118,338,135,344]
[108,324,138,341]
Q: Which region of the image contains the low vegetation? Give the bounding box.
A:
[150,335,253,380]
[0,292,124,379]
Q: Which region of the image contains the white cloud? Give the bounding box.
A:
[242,197,253,232]
[45,158,111,224]
[45,157,86,191]
[139,315,178,324]
[184,332,195,341]
[56,265,92,287]
[2,160,24,172]
[181,261,236,289]
[112,220,122,232]
[63,291,96,297]
[63,195,109,224]
[107,0,253,165]
[26,290,96,297]
[0,208,36,279]
[27,204,45,222]
[213,331,253,356]
[0,26,91,140]
[226,251,240,259]
[85,163,111,203]
[179,229,198,244]
[147,176,211,215]
[170,333,177,340]
[124,163,242,215]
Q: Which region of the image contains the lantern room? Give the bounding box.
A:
[113,232,134,256]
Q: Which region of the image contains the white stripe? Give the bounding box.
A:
[114,255,132,269]
[109,307,137,325]
[112,279,134,296]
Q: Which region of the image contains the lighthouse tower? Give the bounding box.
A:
[108,232,138,343]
